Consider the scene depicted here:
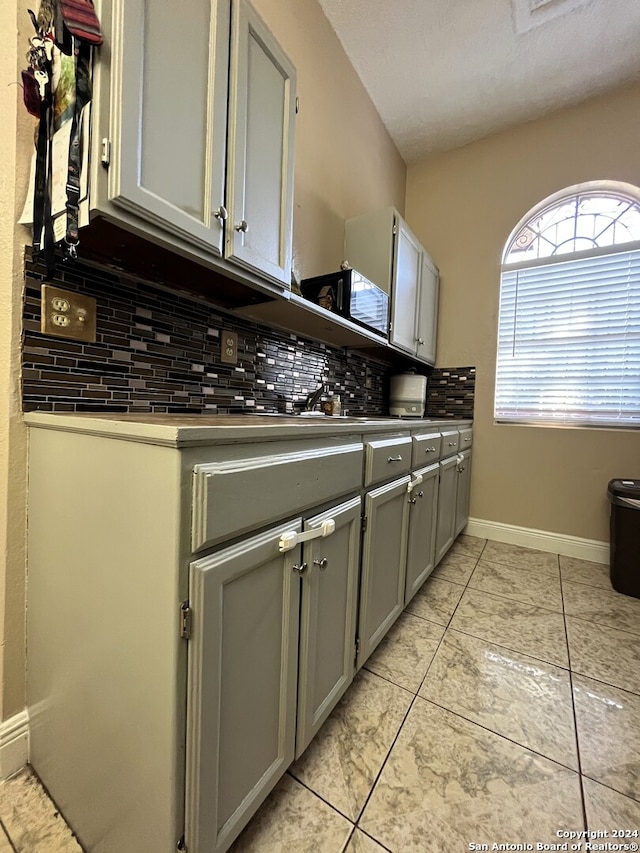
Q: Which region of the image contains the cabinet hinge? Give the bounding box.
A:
[361,514,368,533]
[180,601,192,640]
[101,137,111,168]
[354,636,360,665]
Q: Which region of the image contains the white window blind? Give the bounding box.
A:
[495,249,640,426]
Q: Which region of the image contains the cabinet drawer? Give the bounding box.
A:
[192,441,363,552]
[440,430,460,456]
[458,428,473,450]
[364,435,412,487]
[411,431,442,467]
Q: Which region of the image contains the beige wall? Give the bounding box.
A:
[1,0,31,722]
[253,0,407,281]
[406,84,640,542]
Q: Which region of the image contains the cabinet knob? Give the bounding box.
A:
[313,557,329,571]
[448,442,456,447]
[214,205,228,221]
[387,455,403,463]
[426,446,437,453]
[234,219,249,233]
[292,562,308,575]
[409,490,424,505]
[416,337,425,345]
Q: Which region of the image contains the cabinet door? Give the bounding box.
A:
[435,455,458,565]
[106,0,229,253]
[390,221,422,354]
[226,0,296,285]
[186,520,301,853]
[296,496,361,758]
[405,463,439,605]
[357,476,410,668]
[455,449,473,537]
[415,252,439,365]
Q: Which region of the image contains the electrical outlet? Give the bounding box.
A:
[41,285,97,342]
[220,330,238,365]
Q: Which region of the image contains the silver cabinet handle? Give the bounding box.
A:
[409,490,424,505]
[448,442,457,447]
[415,337,425,345]
[426,446,437,453]
[214,205,228,221]
[388,455,403,463]
[313,557,329,571]
[234,219,249,232]
[464,437,472,442]
[292,562,308,575]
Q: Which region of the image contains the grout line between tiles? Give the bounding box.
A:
[339,825,357,853]
[578,774,640,808]
[560,555,590,835]
[284,769,358,827]
[352,544,487,834]
[562,610,640,640]
[414,692,581,774]
[0,820,18,853]
[463,577,565,615]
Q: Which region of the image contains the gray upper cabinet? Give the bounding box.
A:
[417,250,439,365]
[345,206,439,365]
[91,0,296,287]
[226,0,296,284]
[392,223,423,354]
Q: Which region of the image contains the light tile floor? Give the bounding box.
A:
[1,536,639,852]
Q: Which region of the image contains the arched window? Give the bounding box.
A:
[495,181,640,427]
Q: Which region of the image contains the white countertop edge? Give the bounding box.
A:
[23,412,472,448]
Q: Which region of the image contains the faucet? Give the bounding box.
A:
[300,383,326,412]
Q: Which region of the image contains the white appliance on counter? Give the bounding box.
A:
[389,370,427,417]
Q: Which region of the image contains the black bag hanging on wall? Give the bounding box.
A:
[23,0,102,279]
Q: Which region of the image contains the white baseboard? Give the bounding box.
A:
[0,709,29,780]
[465,517,609,564]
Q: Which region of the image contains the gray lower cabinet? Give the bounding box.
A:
[455,449,473,537]
[24,415,471,853]
[187,520,301,853]
[187,495,361,852]
[296,496,361,757]
[434,454,459,564]
[405,462,440,604]
[357,475,411,667]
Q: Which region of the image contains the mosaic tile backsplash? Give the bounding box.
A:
[22,253,474,418]
[426,366,476,419]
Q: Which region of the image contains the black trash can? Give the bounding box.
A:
[607,479,640,599]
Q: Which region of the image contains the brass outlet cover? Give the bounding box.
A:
[220,330,238,364]
[41,285,97,343]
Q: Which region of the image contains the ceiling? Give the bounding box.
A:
[317,0,640,163]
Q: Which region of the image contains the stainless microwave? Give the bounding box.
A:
[300,269,389,336]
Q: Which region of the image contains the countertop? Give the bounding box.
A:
[23,411,472,447]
